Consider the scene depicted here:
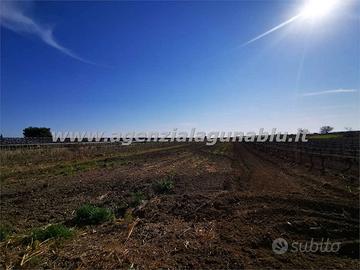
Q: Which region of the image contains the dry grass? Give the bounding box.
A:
[0,143,186,182]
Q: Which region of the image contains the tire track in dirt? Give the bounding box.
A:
[244,144,356,199]
[232,143,304,194]
[226,143,359,255]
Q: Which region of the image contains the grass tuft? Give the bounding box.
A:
[153,176,175,194]
[30,224,73,242]
[75,204,114,225]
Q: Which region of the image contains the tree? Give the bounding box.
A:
[23,127,52,138]
[320,126,333,134]
[344,127,353,131]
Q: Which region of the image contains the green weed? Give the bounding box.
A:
[75,204,114,225]
[30,224,73,242]
[153,176,175,194]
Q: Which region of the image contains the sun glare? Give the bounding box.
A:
[300,0,339,20]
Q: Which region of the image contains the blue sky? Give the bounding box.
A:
[1,0,359,136]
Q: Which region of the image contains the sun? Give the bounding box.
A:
[300,0,339,20]
[242,0,344,46]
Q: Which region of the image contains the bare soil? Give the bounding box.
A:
[1,143,359,269]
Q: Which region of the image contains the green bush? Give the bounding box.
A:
[31,224,73,242]
[153,176,174,194]
[75,204,114,225]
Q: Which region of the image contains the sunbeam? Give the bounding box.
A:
[242,0,340,47]
[241,14,301,47]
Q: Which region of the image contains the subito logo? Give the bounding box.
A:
[272,238,288,254]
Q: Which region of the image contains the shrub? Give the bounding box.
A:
[153,176,174,194]
[31,224,73,242]
[75,204,114,225]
